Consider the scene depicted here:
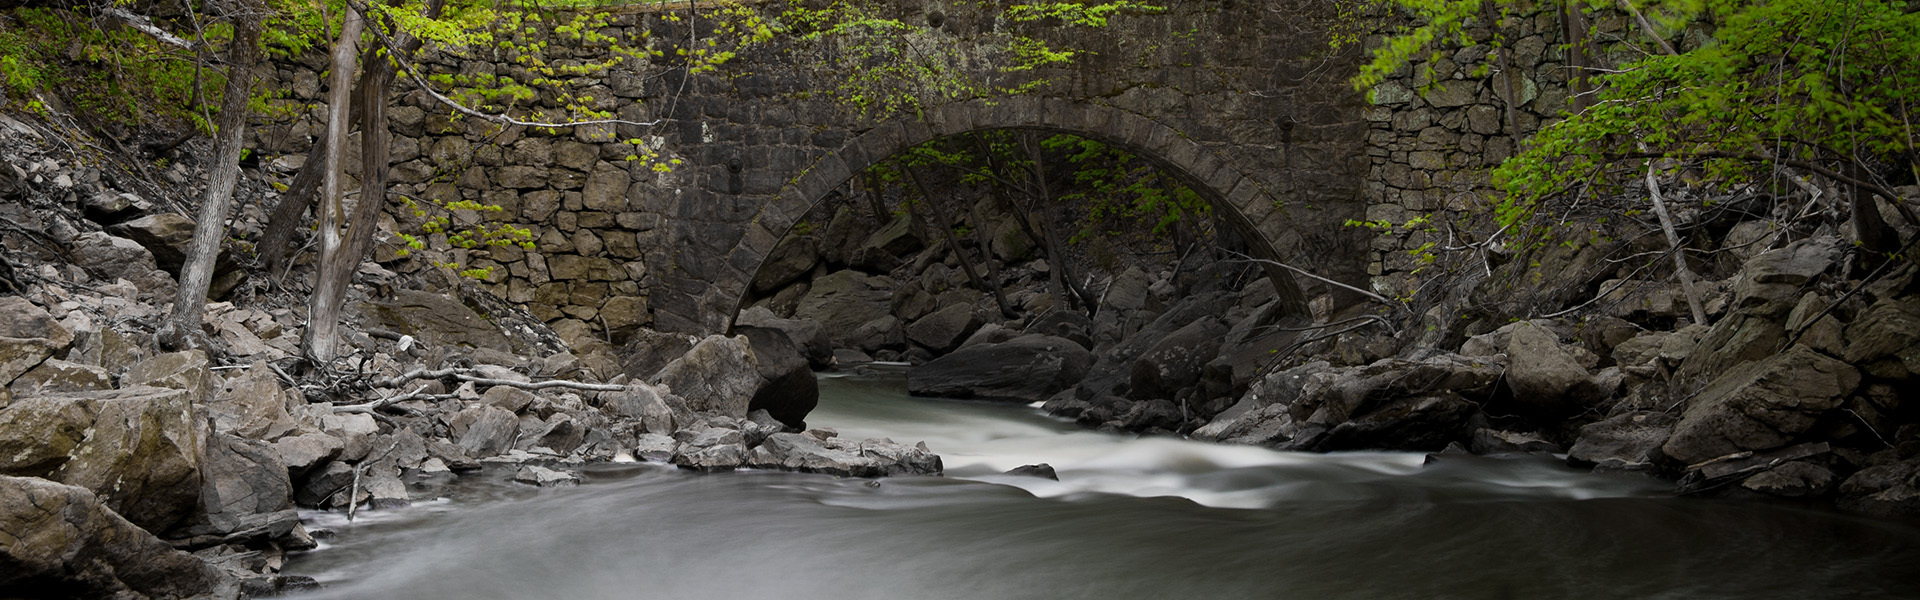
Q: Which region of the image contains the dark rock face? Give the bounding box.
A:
[906,303,982,354]
[0,475,233,599]
[909,335,1093,403]
[735,306,833,369]
[792,271,894,348]
[618,328,700,380]
[752,235,819,294]
[1191,355,1503,452]
[738,325,819,429]
[1127,318,1227,401]
[1661,346,1860,466]
[1004,463,1059,480]
[1503,321,1602,413]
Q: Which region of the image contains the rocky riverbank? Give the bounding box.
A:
[0,115,939,597]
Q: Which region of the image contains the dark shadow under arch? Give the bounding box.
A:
[709,97,1311,330]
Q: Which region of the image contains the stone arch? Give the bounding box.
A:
[706,96,1310,330]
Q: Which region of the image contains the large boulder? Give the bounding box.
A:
[848,214,923,272]
[1661,346,1860,466]
[1504,321,1603,412]
[67,232,175,296]
[107,213,198,274]
[9,359,112,395]
[357,289,513,352]
[121,350,213,402]
[906,302,982,354]
[0,476,233,599]
[450,405,518,458]
[908,334,1093,403]
[791,271,893,348]
[1842,298,1920,380]
[1194,355,1503,452]
[651,335,761,419]
[206,362,296,441]
[735,306,832,369]
[0,296,73,387]
[0,387,207,534]
[173,433,298,544]
[618,328,700,380]
[1127,318,1227,401]
[737,325,818,429]
[751,235,818,294]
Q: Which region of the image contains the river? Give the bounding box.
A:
[284,366,1920,599]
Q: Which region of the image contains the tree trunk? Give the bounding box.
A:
[964,196,1020,318]
[159,5,263,351]
[1850,162,1902,271]
[1023,135,1096,313]
[1562,1,1593,113]
[301,8,365,365]
[903,166,1016,318]
[1644,164,1709,327]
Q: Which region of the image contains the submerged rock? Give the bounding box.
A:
[746,432,941,477]
[513,465,580,487]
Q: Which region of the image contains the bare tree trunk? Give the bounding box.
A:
[159,4,263,351]
[1562,1,1593,113]
[1023,135,1096,313]
[1850,162,1902,271]
[964,196,1020,318]
[861,171,890,223]
[1644,164,1709,327]
[301,8,365,365]
[903,166,1016,318]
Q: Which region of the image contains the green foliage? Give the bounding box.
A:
[780,0,1165,119]
[0,7,216,131]
[1040,134,1207,243]
[1359,0,1920,237]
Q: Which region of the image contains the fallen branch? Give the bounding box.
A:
[453,373,625,392]
[333,383,432,414]
[104,8,195,50]
[1220,249,1397,308]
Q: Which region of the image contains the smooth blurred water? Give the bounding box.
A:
[284,367,1920,599]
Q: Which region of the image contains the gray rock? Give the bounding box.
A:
[207,362,295,440]
[752,235,818,293]
[909,334,1093,403]
[854,214,923,264]
[68,232,173,295]
[1662,346,1859,466]
[273,433,344,475]
[906,303,982,354]
[513,465,579,487]
[1740,461,1835,498]
[746,432,941,477]
[8,358,111,395]
[618,328,700,380]
[1005,463,1058,480]
[294,461,355,507]
[1469,429,1562,455]
[357,290,513,352]
[176,433,297,542]
[737,325,818,429]
[792,271,894,348]
[672,443,749,471]
[483,385,537,414]
[651,335,761,419]
[0,387,207,534]
[1842,298,1920,380]
[1564,411,1670,472]
[0,476,233,599]
[121,350,212,402]
[0,296,73,349]
[363,468,410,509]
[107,212,199,274]
[630,433,679,463]
[735,307,833,369]
[1127,318,1226,401]
[1504,321,1602,412]
[605,382,681,434]
[452,404,520,458]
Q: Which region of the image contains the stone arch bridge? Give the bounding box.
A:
[252,0,1567,338]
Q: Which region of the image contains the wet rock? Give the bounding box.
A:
[1197,355,1501,452]
[1504,321,1603,413]
[909,334,1093,403]
[747,432,942,477]
[629,433,678,463]
[672,443,749,471]
[0,476,233,599]
[1566,411,1674,471]
[1004,463,1058,480]
[1740,461,1835,498]
[363,468,410,509]
[294,461,355,507]
[514,465,579,487]
[906,303,982,354]
[737,325,818,430]
[1469,429,1562,455]
[1662,346,1860,466]
[1837,459,1920,518]
[651,335,760,419]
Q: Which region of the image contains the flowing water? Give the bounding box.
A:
[285,367,1920,599]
